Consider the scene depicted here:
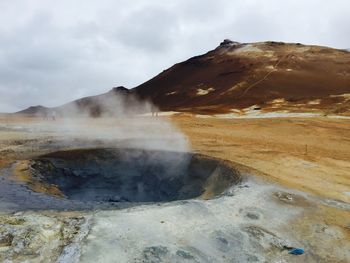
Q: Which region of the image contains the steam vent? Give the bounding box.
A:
[14,148,240,209]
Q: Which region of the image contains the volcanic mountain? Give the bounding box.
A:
[18,40,350,116]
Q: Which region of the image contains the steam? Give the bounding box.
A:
[12,89,190,186]
[37,90,189,153]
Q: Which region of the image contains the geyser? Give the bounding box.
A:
[27,148,240,203]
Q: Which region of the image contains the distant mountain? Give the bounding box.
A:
[16,105,51,115]
[17,40,350,116]
[18,86,136,117]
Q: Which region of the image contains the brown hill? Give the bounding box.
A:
[134,40,350,115]
[18,40,350,116]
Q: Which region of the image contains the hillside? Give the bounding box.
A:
[18,40,350,116]
[135,40,350,115]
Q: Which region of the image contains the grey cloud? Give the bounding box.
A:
[0,0,349,112]
[116,6,179,52]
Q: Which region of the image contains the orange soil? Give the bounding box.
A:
[173,115,350,203]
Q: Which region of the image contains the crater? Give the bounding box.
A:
[26,148,240,203]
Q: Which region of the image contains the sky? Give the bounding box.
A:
[0,0,349,112]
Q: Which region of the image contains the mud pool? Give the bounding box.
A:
[28,148,240,203]
[0,148,240,211]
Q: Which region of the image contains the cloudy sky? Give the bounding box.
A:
[0,0,349,112]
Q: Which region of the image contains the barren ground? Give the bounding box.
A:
[0,115,349,262]
[173,115,350,203]
[173,115,350,259]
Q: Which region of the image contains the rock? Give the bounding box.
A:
[219,39,240,47]
[246,212,260,220]
[176,250,195,259]
[0,213,86,262]
[110,86,129,94]
[274,191,294,203]
[0,233,14,247]
[273,191,311,207]
[243,225,292,250]
[142,246,169,262]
